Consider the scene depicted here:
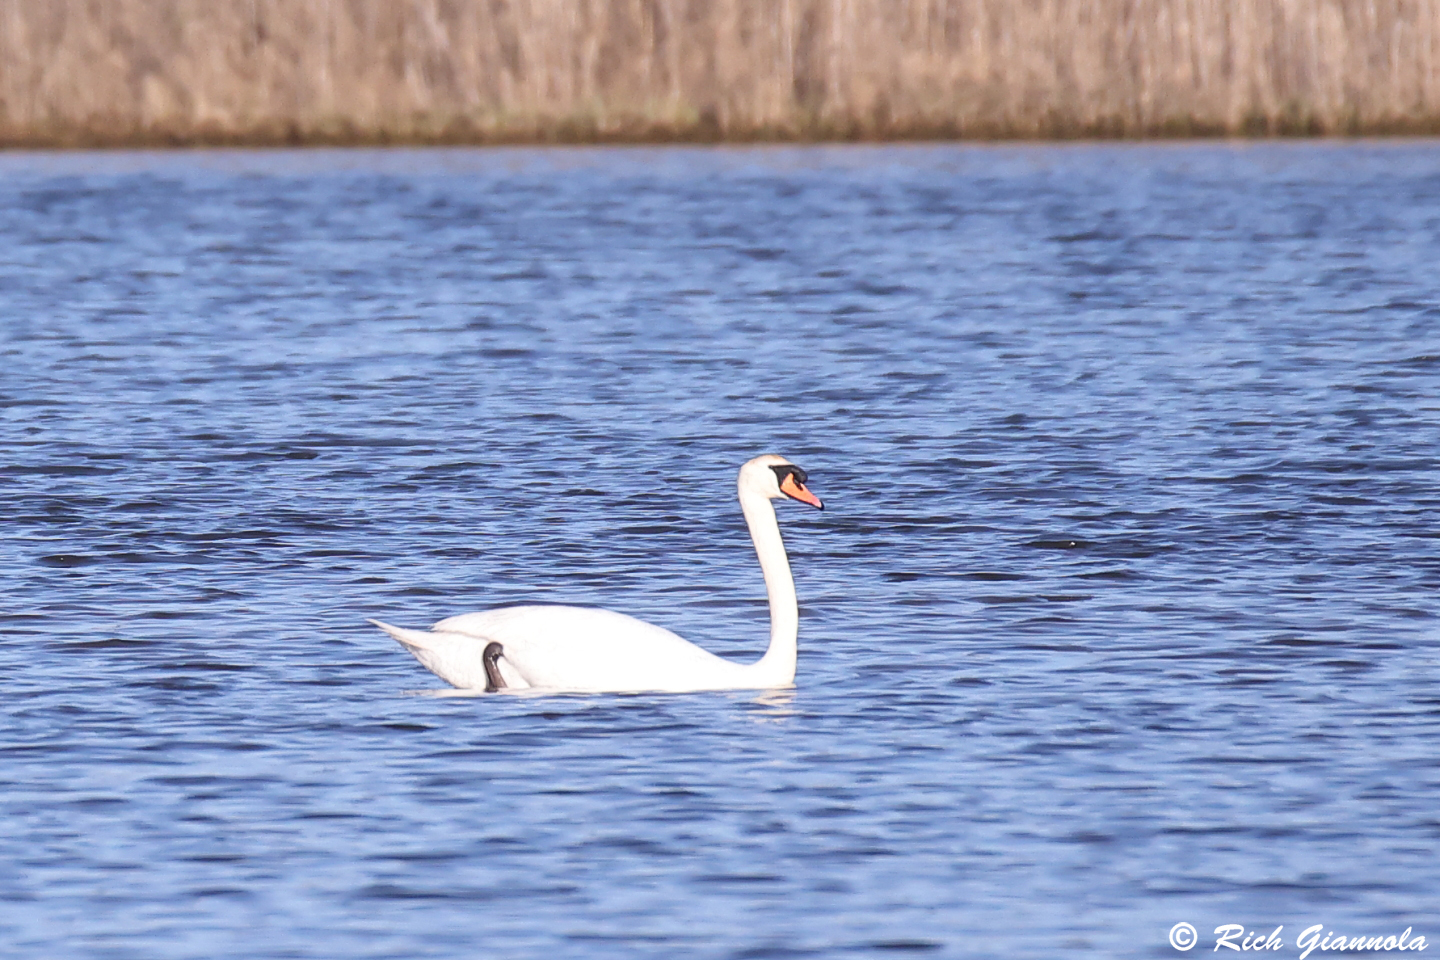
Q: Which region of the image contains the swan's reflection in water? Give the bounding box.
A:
[744,688,797,722]
[407,686,798,719]
[406,686,603,699]
[406,686,484,698]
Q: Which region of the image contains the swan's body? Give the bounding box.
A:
[371,454,823,694]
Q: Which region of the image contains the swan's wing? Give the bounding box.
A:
[433,605,751,692]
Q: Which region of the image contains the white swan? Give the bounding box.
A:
[370,454,823,693]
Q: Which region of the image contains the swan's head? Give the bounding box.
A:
[739,454,823,510]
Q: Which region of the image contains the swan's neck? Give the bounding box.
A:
[740,491,798,685]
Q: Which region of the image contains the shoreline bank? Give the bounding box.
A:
[3,0,1436,149]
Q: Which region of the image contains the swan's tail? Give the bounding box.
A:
[368,618,439,651]
[369,619,495,690]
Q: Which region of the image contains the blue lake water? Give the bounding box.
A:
[1,142,1437,959]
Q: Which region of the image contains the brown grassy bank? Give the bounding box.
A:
[1,0,1437,147]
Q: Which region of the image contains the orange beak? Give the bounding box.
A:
[779,473,824,509]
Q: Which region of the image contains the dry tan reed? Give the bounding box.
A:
[1,0,1437,146]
